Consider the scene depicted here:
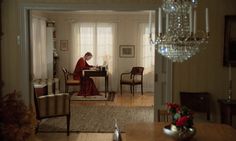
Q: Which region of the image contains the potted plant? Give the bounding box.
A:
[0,91,36,141]
[163,103,196,141]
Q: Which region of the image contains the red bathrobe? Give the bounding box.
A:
[73,57,99,96]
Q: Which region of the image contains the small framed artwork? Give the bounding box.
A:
[60,40,68,51]
[119,45,135,58]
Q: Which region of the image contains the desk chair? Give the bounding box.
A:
[62,67,80,93]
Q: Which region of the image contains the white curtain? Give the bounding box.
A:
[138,23,155,92]
[71,23,95,71]
[46,27,54,78]
[31,16,47,79]
[71,22,118,91]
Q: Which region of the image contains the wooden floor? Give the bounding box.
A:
[72,92,154,107]
[30,133,126,141]
[30,92,153,141]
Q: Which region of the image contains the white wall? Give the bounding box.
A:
[32,11,154,92]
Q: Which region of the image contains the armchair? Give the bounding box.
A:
[120,67,144,96]
[33,83,70,136]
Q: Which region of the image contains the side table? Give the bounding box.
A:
[218,99,236,125]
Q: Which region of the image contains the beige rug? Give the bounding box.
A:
[70,92,115,101]
[38,105,154,133]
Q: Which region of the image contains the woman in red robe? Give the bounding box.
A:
[73,52,99,96]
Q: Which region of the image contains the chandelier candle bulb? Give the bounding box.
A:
[149,0,209,62]
[158,8,162,34]
[206,8,209,33]
[166,13,169,33]
[189,6,193,33]
[193,10,197,34]
[149,11,152,34]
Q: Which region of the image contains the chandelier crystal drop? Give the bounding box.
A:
[150,0,209,62]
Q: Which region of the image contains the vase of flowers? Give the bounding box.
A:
[163,103,196,141]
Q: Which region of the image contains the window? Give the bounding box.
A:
[138,23,155,92]
[71,22,117,90]
[77,23,115,74]
[139,23,155,73]
[31,16,47,79]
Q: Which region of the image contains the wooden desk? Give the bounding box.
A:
[218,99,236,125]
[83,70,108,97]
[126,122,236,141]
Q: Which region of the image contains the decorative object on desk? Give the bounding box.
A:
[60,40,68,51]
[119,45,135,58]
[149,0,209,62]
[163,103,196,141]
[99,66,107,71]
[0,91,36,141]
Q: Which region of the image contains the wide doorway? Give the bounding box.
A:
[20,4,172,136]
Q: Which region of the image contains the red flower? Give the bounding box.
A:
[166,103,180,114]
[166,103,194,128]
[167,103,179,109]
[176,116,189,127]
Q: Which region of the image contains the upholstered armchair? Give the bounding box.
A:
[120,67,144,95]
[33,80,71,136]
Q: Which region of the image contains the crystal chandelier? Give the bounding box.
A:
[149,0,209,62]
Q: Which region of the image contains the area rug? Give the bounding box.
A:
[70,92,115,101]
[38,105,154,133]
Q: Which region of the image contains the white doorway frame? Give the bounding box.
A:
[19,3,172,121]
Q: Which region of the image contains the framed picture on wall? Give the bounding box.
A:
[60,40,68,51]
[223,15,236,67]
[119,45,135,58]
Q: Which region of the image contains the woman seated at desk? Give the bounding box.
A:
[73,52,99,96]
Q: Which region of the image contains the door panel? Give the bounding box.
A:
[154,10,173,121]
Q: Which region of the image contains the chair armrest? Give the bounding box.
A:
[37,93,70,118]
[120,72,131,80]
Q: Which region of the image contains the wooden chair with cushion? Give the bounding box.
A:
[62,67,80,93]
[120,67,144,96]
[33,82,71,136]
[180,92,211,121]
[157,109,171,122]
